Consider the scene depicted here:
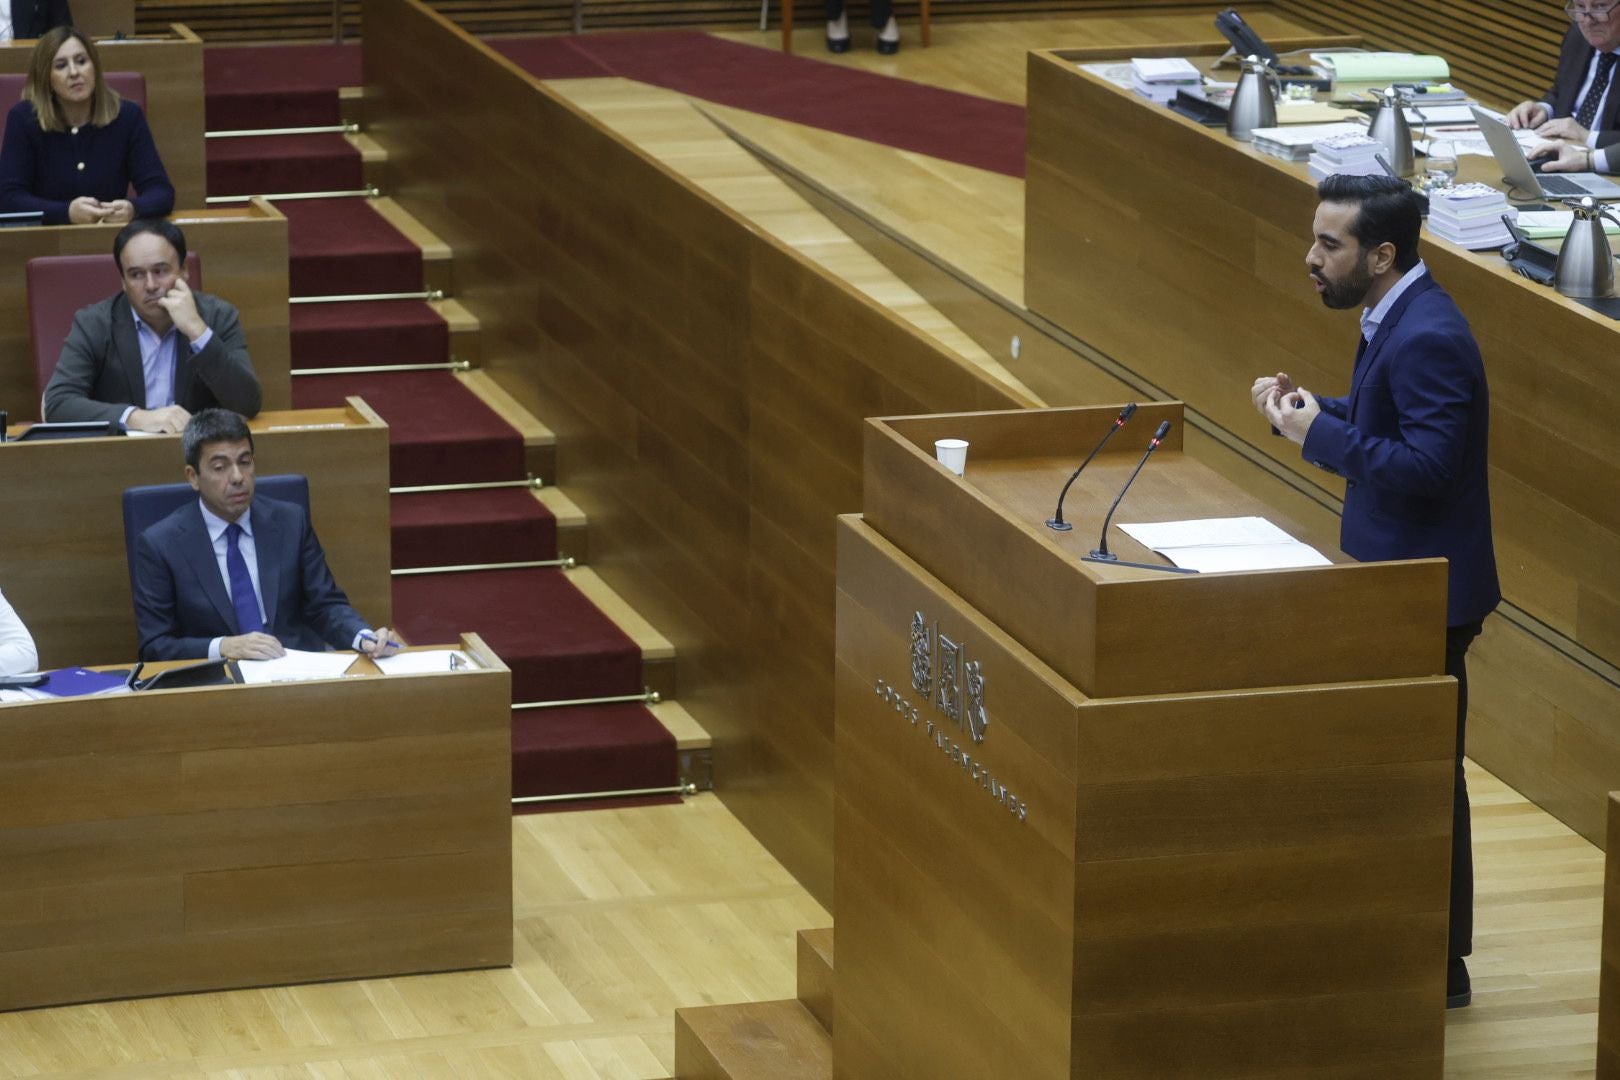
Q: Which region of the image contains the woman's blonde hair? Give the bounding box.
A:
[23,27,122,134]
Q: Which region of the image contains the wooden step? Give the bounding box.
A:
[674,1000,831,1080]
[370,195,452,295]
[455,368,556,483]
[567,566,676,700]
[796,929,833,1035]
[535,485,586,562]
[431,296,481,368]
[652,698,712,792]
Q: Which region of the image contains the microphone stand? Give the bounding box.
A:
[1083,420,1198,574]
[1046,403,1137,532]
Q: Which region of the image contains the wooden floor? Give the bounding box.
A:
[0,13,1605,1078]
[0,765,1600,1078]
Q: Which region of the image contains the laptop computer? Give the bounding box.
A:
[1470,105,1620,199]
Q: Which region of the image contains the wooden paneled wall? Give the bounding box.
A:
[142,0,1211,41]
[1269,0,1568,107]
[363,0,1028,906]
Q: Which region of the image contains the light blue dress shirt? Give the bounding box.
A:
[1360,260,1428,344]
[118,312,213,427]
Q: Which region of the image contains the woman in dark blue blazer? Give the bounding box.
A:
[0,26,174,225]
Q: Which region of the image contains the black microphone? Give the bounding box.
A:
[1046,403,1137,532]
[1083,421,1197,574]
[0,410,8,443]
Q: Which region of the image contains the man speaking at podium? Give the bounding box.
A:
[1249,174,1500,1010]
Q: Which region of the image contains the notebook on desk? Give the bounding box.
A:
[1472,106,1620,200]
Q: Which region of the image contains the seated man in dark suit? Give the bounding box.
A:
[1509,0,1620,172]
[42,218,261,434]
[133,408,403,662]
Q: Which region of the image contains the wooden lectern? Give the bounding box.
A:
[833,403,1457,1078]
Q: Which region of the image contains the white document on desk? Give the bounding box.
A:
[237,649,360,684]
[373,649,473,675]
[1119,516,1332,573]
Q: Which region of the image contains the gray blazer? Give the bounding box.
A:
[42,291,261,424]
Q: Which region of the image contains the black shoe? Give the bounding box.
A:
[826,34,851,53]
[1446,957,1471,1009]
[876,36,900,55]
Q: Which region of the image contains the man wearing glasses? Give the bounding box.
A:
[1508,1,1620,172]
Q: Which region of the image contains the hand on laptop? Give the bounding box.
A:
[1532,142,1598,173]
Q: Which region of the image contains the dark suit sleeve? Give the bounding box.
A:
[0,105,70,225]
[42,306,127,424]
[188,297,262,417]
[134,529,214,661]
[1314,393,1348,421]
[124,106,175,219]
[294,512,368,649]
[1300,327,1474,499]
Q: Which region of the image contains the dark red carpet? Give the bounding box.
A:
[209,41,680,809]
[493,32,1025,178]
[511,703,677,803]
[293,371,525,486]
[394,569,643,703]
[291,301,449,369]
[204,43,361,129]
[282,199,424,297]
[206,133,363,197]
[392,488,557,569]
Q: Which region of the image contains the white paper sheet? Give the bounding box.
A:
[237,649,360,684]
[372,650,475,675]
[1119,516,1332,573]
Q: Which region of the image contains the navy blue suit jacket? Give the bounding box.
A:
[0,99,175,225]
[133,495,366,661]
[1300,272,1501,627]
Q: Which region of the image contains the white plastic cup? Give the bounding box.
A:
[934,438,969,477]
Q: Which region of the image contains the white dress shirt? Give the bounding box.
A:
[0,585,40,675]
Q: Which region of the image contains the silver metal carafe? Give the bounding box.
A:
[1555,197,1620,299]
[1367,86,1416,178]
[1226,56,1278,143]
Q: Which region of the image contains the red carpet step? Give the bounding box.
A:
[394,568,643,703]
[204,43,359,130]
[206,133,362,198]
[282,199,425,297]
[493,31,1026,178]
[512,702,677,805]
[392,488,557,570]
[293,370,524,486]
[292,301,448,369]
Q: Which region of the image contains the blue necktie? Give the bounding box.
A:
[225,523,264,634]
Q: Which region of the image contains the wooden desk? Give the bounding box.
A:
[0,199,290,421]
[0,398,390,667]
[0,634,512,1014]
[1025,41,1620,677]
[0,25,205,210]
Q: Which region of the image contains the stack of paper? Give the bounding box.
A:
[1312,51,1450,101]
[1129,57,1200,103]
[1308,132,1385,179]
[1515,210,1620,240]
[1427,182,1515,249]
[1248,122,1365,162]
[237,649,359,684]
[1117,517,1331,573]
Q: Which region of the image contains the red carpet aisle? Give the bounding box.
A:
[493,31,1027,177]
[204,43,676,808]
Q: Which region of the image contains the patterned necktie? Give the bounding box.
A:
[1577,52,1618,130]
[224,523,264,634]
